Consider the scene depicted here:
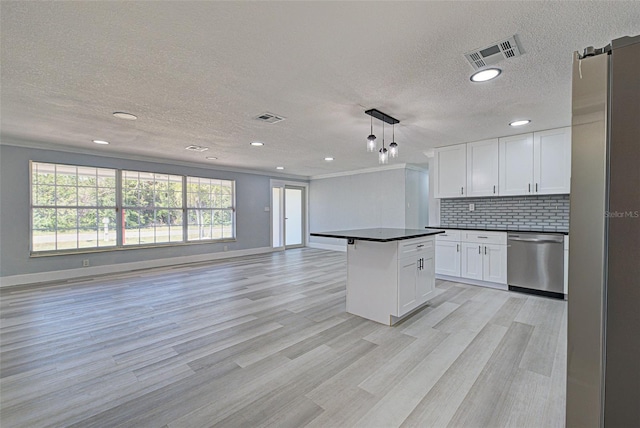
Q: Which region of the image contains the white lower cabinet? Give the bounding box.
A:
[418,254,435,300]
[435,240,461,276]
[398,256,419,315]
[438,230,507,287]
[461,242,483,280]
[482,243,508,284]
[397,247,435,317]
[346,236,437,325]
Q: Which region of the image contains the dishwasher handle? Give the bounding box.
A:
[508,236,564,244]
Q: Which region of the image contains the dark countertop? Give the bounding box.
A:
[311,228,445,242]
[432,225,569,235]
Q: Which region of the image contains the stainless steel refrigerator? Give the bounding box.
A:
[567,35,639,427]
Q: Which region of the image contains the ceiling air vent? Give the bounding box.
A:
[185,145,209,152]
[255,112,286,124]
[464,35,523,70]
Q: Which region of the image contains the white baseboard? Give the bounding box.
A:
[436,274,508,291]
[0,246,275,288]
[307,242,346,252]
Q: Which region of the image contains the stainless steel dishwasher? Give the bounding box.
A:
[507,232,565,299]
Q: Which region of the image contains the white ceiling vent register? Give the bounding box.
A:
[464,35,523,70]
[255,112,286,124]
[184,145,209,152]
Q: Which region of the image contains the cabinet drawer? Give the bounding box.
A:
[462,231,506,245]
[436,230,461,242]
[398,238,434,257]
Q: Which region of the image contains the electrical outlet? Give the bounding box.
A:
[82,259,89,267]
[469,203,475,212]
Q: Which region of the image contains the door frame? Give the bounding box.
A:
[270,179,309,250]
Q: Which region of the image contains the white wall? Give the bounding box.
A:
[309,165,430,251]
[405,168,429,228]
[426,156,440,226]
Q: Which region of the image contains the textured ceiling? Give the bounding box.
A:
[2,1,639,178]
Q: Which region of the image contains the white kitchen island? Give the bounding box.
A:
[310,228,445,325]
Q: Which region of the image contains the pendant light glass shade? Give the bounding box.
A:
[379,147,389,164]
[366,115,376,152]
[389,123,398,158]
[389,142,398,158]
[367,135,376,152]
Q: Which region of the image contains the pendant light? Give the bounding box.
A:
[389,123,398,158]
[378,121,388,164]
[364,108,399,165]
[366,115,376,152]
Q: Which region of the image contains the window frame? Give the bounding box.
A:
[185,176,236,242]
[29,161,237,256]
[30,161,118,254]
[120,169,185,247]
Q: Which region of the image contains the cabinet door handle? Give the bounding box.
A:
[461,186,464,195]
[493,185,496,194]
[478,245,481,254]
[417,244,424,248]
[484,246,487,255]
[536,183,538,192]
[528,183,531,193]
[456,244,459,252]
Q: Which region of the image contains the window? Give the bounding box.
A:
[122,171,183,245]
[31,162,117,252]
[31,162,236,254]
[186,177,235,241]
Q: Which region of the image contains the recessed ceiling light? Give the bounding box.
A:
[509,119,531,127]
[250,142,264,146]
[185,145,209,152]
[206,156,218,160]
[112,112,137,120]
[324,157,334,161]
[276,166,285,170]
[470,68,502,82]
[92,139,110,145]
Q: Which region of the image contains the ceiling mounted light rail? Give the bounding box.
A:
[364,109,400,164]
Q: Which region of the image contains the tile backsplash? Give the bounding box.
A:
[440,195,569,231]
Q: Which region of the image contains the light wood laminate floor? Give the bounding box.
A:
[0,249,566,427]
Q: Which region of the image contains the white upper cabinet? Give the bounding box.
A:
[466,138,499,197]
[435,127,571,198]
[534,127,571,194]
[498,133,535,195]
[499,128,571,196]
[433,144,466,198]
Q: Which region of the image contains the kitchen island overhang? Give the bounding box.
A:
[311,228,445,325]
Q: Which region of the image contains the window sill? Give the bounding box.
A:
[29,238,238,258]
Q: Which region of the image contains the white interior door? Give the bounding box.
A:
[285,186,304,248]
